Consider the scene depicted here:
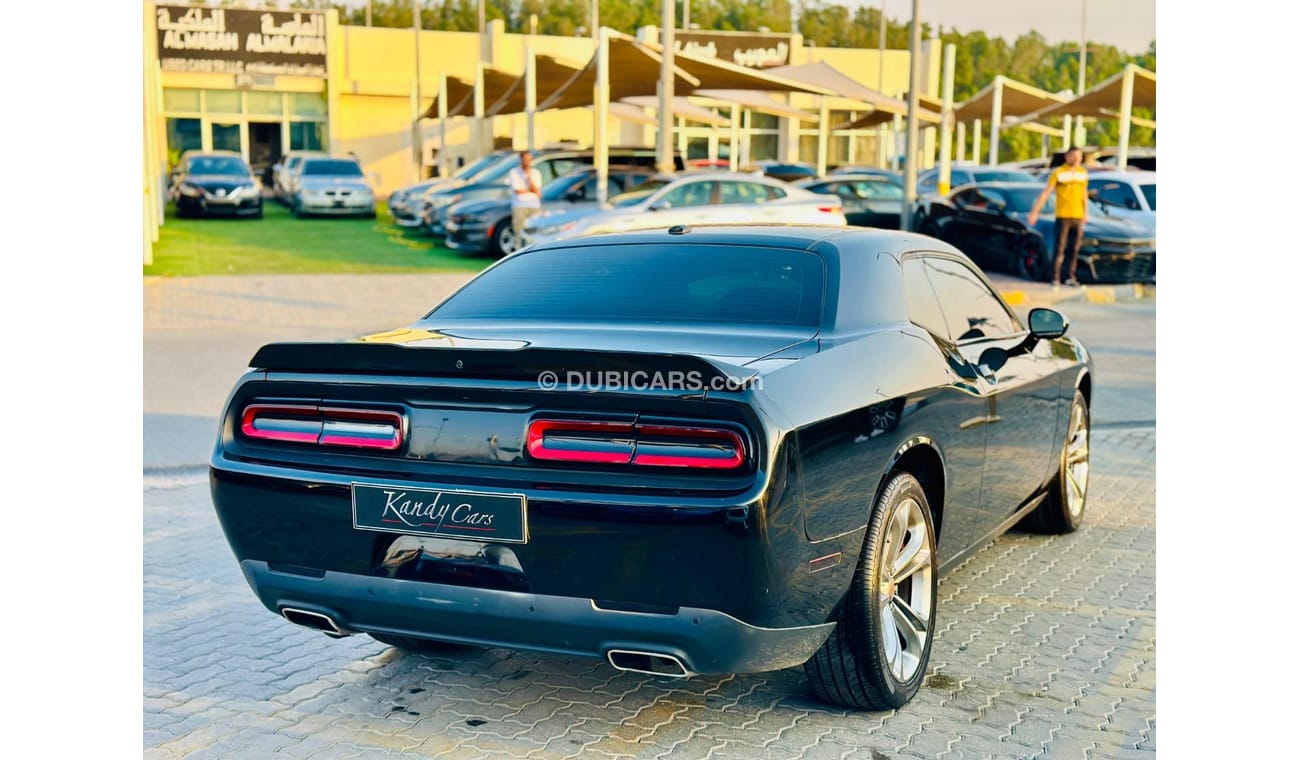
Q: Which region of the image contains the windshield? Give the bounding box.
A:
[430,244,826,328]
[972,170,1039,183]
[609,179,669,208]
[302,159,363,177]
[455,153,508,181]
[1140,183,1156,210]
[187,156,249,176]
[542,172,589,202]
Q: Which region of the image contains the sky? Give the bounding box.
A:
[856,0,1156,54]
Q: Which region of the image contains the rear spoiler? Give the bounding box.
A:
[249,342,758,388]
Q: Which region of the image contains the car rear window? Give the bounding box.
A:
[430,244,825,328]
[302,159,363,176]
[1140,183,1156,210]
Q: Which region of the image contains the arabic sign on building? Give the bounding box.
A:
[673,31,792,68]
[155,5,327,77]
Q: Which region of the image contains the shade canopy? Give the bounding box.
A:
[487,55,585,116]
[419,75,474,119]
[767,61,911,116]
[622,95,731,126]
[691,89,818,121]
[954,76,1067,122]
[1021,65,1156,123]
[537,34,699,111]
[834,102,942,130]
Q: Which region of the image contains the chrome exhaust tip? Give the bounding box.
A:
[606,649,691,678]
[280,607,349,637]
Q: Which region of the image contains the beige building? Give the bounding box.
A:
[143,1,943,246]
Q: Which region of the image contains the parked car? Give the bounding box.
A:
[445,165,657,257]
[389,151,515,227]
[746,160,819,183]
[271,151,328,203]
[794,174,905,229]
[913,182,1155,282]
[420,148,683,236]
[169,151,263,219]
[829,166,903,183]
[524,172,845,246]
[916,165,1042,196]
[289,157,377,218]
[1086,170,1156,227]
[211,224,1093,711]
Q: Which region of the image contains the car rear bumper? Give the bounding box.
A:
[240,559,834,675]
[177,196,261,215]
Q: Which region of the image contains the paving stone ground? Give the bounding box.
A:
[143,427,1155,759]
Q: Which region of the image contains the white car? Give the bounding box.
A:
[291,156,377,218]
[272,150,327,203]
[524,172,846,247]
[1086,170,1156,220]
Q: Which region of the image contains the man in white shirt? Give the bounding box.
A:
[508,151,543,245]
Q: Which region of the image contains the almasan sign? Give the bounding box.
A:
[155,5,327,77]
[673,31,792,68]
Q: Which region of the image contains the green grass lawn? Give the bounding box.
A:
[144,199,493,276]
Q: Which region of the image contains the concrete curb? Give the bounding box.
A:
[998,282,1154,309]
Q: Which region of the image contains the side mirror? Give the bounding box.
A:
[1028,308,1069,340]
[991,202,1008,215]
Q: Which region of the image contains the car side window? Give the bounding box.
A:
[856,180,903,199]
[661,181,716,207]
[952,170,973,186]
[901,258,949,339]
[1089,180,1141,210]
[765,185,787,200]
[918,173,937,193]
[923,258,1021,342]
[952,188,980,208]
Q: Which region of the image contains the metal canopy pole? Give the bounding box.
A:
[1117,64,1134,169]
[437,72,449,178]
[1062,114,1073,149]
[877,0,888,168]
[525,39,537,151]
[937,42,955,195]
[987,75,1003,165]
[972,118,981,164]
[410,0,423,181]
[594,26,610,202]
[955,120,966,163]
[817,98,830,177]
[473,62,485,157]
[728,106,739,170]
[658,0,676,174]
[900,0,922,231]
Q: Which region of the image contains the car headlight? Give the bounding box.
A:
[431,194,460,209]
[531,221,579,237]
[178,183,202,198]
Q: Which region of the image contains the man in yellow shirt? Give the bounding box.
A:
[1029,146,1089,287]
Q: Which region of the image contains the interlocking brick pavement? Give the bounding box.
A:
[143,426,1155,758]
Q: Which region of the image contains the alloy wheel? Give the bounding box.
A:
[877,496,935,683]
[1065,401,1090,519]
[499,225,519,255]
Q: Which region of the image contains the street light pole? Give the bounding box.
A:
[900,0,921,231]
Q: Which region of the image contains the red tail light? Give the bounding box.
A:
[817,205,839,214]
[526,419,745,469]
[241,403,404,451]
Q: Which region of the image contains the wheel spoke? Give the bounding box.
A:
[891,597,928,652]
[880,601,900,661]
[892,543,931,584]
[1066,467,1084,500]
[883,503,909,573]
[1067,439,1089,464]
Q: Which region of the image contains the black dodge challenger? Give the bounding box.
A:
[210,225,1093,710]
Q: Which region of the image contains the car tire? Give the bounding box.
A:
[805,471,938,710]
[1019,389,1090,534]
[1016,235,1046,280]
[491,218,520,258]
[293,199,306,218]
[369,632,476,654]
[251,205,263,219]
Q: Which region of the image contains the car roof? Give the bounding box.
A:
[527,224,965,257]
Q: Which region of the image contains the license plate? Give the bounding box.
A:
[352,483,528,543]
[333,200,346,208]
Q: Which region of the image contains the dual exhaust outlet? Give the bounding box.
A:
[282,607,691,678]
